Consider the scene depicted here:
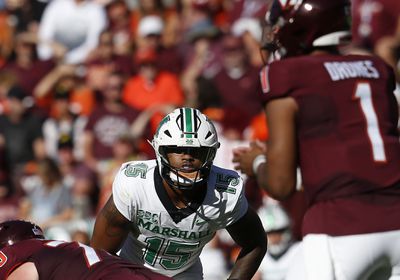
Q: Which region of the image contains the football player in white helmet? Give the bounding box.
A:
[254,199,303,280]
[91,107,267,280]
[151,107,221,192]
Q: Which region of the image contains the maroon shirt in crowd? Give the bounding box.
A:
[261,54,400,236]
[0,239,171,279]
[352,0,400,50]
[212,65,264,133]
[84,105,140,160]
[2,59,55,97]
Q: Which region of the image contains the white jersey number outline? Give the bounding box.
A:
[354,82,387,162]
[144,236,200,270]
[46,240,101,267]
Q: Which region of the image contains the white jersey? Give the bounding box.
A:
[112,159,248,277]
[258,242,302,280]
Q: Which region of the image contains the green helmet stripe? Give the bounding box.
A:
[184,107,193,138]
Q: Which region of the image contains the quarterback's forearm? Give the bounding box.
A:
[228,246,266,280]
[262,98,298,200]
[256,162,296,200]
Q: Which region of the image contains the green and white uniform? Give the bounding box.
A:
[112,159,248,278]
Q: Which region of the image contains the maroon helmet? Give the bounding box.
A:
[0,220,45,249]
[261,0,351,58]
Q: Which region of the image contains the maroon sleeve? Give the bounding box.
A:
[0,240,44,279]
[259,61,293,104]
[0,248,17,279]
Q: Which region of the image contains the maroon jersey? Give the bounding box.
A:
[0,239,171,279]
[260,54,400,236]
[352,0,400,50]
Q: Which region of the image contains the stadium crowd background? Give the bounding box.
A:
[0,0,398,279]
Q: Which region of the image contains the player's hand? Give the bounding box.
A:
[232,141,266,176]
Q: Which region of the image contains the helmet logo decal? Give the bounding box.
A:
[124,163,148,178]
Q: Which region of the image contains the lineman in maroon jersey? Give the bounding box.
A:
[0,220,172,280]
[233,0,400,279]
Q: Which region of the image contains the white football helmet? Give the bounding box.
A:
[258,199,292,257]
[151,107,220,190]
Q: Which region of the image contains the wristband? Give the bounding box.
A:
[252,154,267,175]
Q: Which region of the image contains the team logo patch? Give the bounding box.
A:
[215,174,239,194]
[0,251,7,267]
[124,163,148,178]
[260,66,270,94]
[32,225,43,236]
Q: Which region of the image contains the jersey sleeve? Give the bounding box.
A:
[112,163,135,221]
[0,248,16,279]
[260,61,293,104]
[219,172,249,228]
[0,241,42,278]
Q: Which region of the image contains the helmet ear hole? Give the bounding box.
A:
[164,130,172,138]
[205,131,213,140]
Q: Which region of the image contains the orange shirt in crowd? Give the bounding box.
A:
[70,87,96,116]
[249,112,268,141]
[122,71,184,132]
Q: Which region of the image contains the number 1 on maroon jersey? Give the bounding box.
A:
[354,82,387,162]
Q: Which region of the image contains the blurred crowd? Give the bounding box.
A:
[0,0,399,279]
[0,0,275,277]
